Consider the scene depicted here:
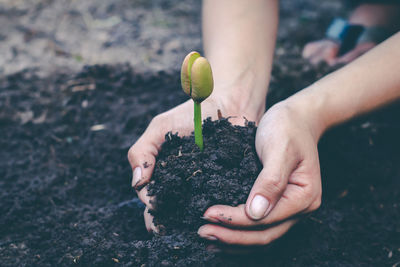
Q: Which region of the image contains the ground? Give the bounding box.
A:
[0,0,399,266]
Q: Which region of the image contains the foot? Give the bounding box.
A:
[302,4,400,65]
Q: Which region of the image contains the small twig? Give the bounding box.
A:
[309,216,323,224]
[217,109,223,120]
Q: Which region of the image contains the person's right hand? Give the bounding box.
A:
[127,94,265,232]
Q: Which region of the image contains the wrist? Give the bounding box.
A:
[210,85,267,123]
[282,85,332,141]
[210,70,269,123]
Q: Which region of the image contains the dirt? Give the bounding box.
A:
[0,0,202,76]
[0,0,344,77]
[1,60,399,266]
[0,0,399,266]
[148,118,261,233]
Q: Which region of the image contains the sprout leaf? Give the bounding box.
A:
[180,51,214,150]
[181,51,200,97]
[190,57,213,102]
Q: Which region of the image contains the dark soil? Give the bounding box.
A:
[1,62,399,266]
[1,0,398,265]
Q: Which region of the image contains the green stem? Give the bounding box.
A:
[194,101,203,151]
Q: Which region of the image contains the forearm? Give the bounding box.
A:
[349,4,400,31]
[202,0,278,117]
[289,32,400,139]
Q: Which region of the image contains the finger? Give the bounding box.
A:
[204,183,316,227]
[309,45,338,65]
[206,243,269,255]
[303,40,338,58]
[128,143,157,190]
[302,42,321,58]
[306,41,339,65]
[333,42,375,65]
[144,207,153,232]
[308,44,327,65]
[245,144,299,220]
[322,45,339,66]
[136,186,154,209]
[144,207,158,233]
[198,219,298,245]
[128,118,165,190]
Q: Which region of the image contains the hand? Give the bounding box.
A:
[302,39,339,66]
[198,101,323,245]
[302,39,376,66]
[127,94,265,233]
[331,42,376,65]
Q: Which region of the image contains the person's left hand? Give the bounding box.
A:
[302,39,376,66]
[331,42,376,65]
[198,100,323,245]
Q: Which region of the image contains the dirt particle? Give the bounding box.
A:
[143,162,151,168]
[338,190,348,198]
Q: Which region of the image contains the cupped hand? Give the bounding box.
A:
[198,101,322,245]
[303,39,376,65]
[127,94,264,233]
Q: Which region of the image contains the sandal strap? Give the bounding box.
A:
[326,18,355,42]
[357,26,392,44]
[325,17,392,56]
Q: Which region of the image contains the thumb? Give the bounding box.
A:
[128,119,165,190]
[128,139,157,190]
[323,45,339,66]
[245,147,299,220]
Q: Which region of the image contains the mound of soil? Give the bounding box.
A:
[149,118,260,232]
[130,118,264,267]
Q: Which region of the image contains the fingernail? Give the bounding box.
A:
[198,227,218,241]
[200,216,219,223]
[151,224,160,235]
[249,195,270,220]
[131,167,142,188]
[200,235,218,241]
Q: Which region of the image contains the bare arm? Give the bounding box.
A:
[203,0,278,121]
[198,32,400,246]
[292,32,400,139]
[129,0,279,233]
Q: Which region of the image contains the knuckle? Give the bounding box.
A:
[309,195,322,211]
[260,234,274,245]
[303,44,311,52]
[265,175,284,195]
[148,114,169,135]
[149,114,164,127]
[306,42,317,48]
[303,184,315,199]
[255,175,285,201]
[127,146,135,162]
[304,181,321,198]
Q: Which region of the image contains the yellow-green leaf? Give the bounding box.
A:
[190,57,213,102]
[180,51,200,96]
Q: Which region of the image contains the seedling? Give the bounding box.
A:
[181,51,214,151]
